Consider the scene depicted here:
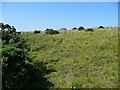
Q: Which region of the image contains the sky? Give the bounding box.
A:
[1,2,118,31]
[1,0,120,2]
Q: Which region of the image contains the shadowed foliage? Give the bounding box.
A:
[45,29,59,35]
[33,30,41,34]
[1,23,54,89]
[85,28,94,31]
[72,27,77,30]
[78,26,84,31]
[99,26,104,28]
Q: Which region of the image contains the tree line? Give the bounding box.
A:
[33,26,104,34]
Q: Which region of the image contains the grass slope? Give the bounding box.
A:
[22,27,118,88]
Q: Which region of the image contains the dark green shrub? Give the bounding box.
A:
[45,28,52,31]
[0,23,3,28]
[2,24,32,88]
[33,30,41,34]
[0,23,5,29]
[17,32,21,34]
[72,27,77,30]
[85,28,94,31]
[78,26,84,31]
[99,26,104,28]
[45,29,59,35]
[2,23,53,88]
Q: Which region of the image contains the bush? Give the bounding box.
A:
[99,26,104,28]
[45,28,52,31]
[2,23,53,88]
[72,27,77,30]
[85,28,94,31]
[33,30,41,34]
[78,26,84,31]
[2,24,32,88]
[59,28,67,30]
[45,29,59,35]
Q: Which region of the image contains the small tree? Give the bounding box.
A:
[99,26,104,28]
[72,27,77,30]
[78,26,84,31]
[33,30,41,34]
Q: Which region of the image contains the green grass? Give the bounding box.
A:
[21,27,118,88]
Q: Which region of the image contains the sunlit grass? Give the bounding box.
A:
[21,27,118,88]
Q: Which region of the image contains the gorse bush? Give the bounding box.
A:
[45,28,51,31]
[2,23,52,88]
[99,26,104,28]
[72,27,77,30]
[85,28,94,31]
[33,30,41,34]
[78,26,84,31]
[45,29,59,35]
[2,23,31,88]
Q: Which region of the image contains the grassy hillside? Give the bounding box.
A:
[21,27,118,88]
